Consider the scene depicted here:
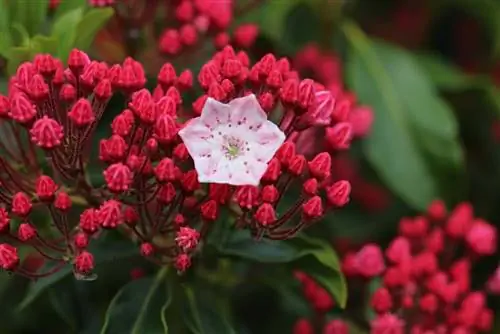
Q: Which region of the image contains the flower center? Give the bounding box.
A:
[222,135,246,160]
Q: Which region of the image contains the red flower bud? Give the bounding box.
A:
[74,251,94,274]
[18,223,36,242]
[68,98,95,127]
[326,180,351,207]
[326,122,352,150]
[254,203,277,227]
[308,152,331,180]
[12,192,32,217]
[200,200,218,221]
[302,196,323,220]
[0,244,19,270]
[35,175,58,201]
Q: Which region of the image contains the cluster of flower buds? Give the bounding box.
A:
[0,46,351,280]
[293,44,385,213]
[294,43,373,145]
[86,0,259,65]
[159,0,260,55]
[292,271,349,334]
[341,200,497,333]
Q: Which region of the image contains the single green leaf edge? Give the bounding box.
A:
[184,286,205,334]
[131,267,169,334]
[100,267,169,334]
[293,235,347,308]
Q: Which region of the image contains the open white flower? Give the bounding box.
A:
[179,94,285,186]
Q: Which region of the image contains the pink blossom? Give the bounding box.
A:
[179,94,285,186]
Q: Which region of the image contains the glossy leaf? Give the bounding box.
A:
[216,231,347,307]
[74,8,114,51]
[51,7,84,61]
[291,235,347,307]
[17,238,137,311]
[343,21,464,210]
[100,268,170,334]
[215,230,298,263]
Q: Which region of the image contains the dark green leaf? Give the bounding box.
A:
[216,231,347,307]
[343,21,463,210]
[51,7,84,61]
[184,286,237,334]
[291,235,347,308]
[0,0,13,58]
[215,230,298,263]
[17,238,137,311]
[100,268,170,334]
[74,8,114,51]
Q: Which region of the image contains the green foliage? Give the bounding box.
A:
[52,8,85,63]
[343,21,464,210]
[17,236,137,311]
[101,269,171,334]
[183,286,237,334]
[9,0,49,37]
[74,8,114,51]
[215,231,347,307]
[417,53,500,117]
[0,1,113,75]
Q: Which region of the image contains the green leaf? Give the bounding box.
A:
[10,0,49,36]
[215,230,298,263]
[415,53,489,91]
[216,231,347,307]
[0,0,13,58]
[291,235,347,308]
[183,286,237,334]
[6,46,34,76]
[74,8,114,51]
[343,21,463,210]
[243,0,303,41]
[17,238,137,311]
[54,0,88,20]
[417,53,500,119]
[100,268,170,334]
[31,35,58,54]
[51,7,84,61]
